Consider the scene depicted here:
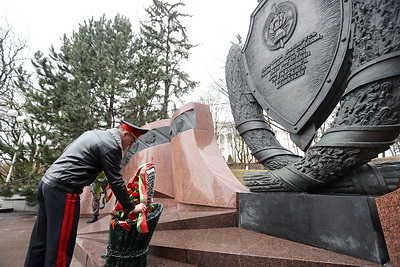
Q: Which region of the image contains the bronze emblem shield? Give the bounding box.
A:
[242,0,351,150]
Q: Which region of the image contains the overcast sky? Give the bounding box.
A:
[1,0,258,103]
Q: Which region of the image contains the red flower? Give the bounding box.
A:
[130,191,139,198]
[114,202,125,212]
[110,162,155,231]
[127,180,138,188]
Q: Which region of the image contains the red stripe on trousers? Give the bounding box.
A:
[56,193,77,267]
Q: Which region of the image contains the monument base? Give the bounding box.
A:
[238,192,389,264]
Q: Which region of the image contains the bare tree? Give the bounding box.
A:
[0,20,28,102]
[0,20,29,183]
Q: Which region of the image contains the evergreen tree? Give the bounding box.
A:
[26,15,139,146]
[16,15,144,200]
[130,0,198,120]
[5,2,199,202]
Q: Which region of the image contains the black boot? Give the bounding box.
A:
[86,216,98,223]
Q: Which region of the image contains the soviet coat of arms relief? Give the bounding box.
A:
[226,0,400,195]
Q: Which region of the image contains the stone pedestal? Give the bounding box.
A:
[376,189,400,267]
[121,102,248,209]
[238,192,390,264]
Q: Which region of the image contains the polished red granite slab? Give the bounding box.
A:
[75,233,196,267]
[78,215,110,235]
[376,188,400,267]
[78,205,237,235]
[150,227,381,266]
[75,234,108,267]
[76,203,381,267]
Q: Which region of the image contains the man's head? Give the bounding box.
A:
[119,120,149,148]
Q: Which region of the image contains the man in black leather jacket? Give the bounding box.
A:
[24,120,149,267]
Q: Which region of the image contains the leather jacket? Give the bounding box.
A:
[42,129,135,212]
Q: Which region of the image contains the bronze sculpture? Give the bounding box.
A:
[226,0,400,195]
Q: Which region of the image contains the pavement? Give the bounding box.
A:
[0,209,87,267]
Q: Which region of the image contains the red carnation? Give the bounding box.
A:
[127,179,138,188]
[131,191,139,198]
[114,202,125,212]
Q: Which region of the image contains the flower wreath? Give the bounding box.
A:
[110,162,156,233]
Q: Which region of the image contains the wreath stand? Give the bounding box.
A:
[103,203,163,267]
[103,163,161,267]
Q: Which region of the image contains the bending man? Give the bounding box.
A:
[25,120,149,267]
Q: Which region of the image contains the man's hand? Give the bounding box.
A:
[132,203,147,213]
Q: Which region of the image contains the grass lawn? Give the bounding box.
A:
[231,169,265,185]
[372,155,400,162]
[231,156,400,186]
